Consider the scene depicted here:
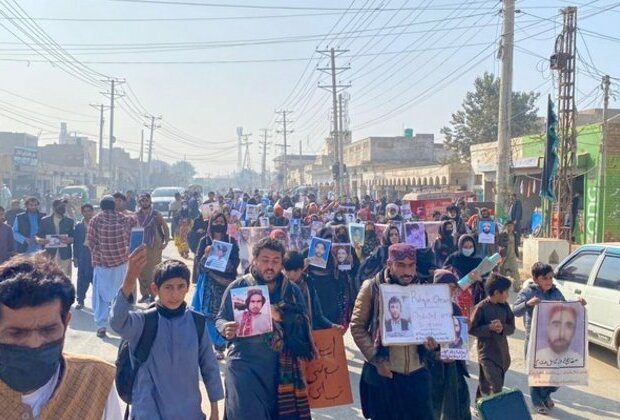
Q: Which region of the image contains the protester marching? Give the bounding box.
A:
[0,187,596,419]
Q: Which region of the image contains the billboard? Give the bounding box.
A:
[13,147,38,168]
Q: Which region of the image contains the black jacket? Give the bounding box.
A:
[37,214,75,260]
[14,211,44,253]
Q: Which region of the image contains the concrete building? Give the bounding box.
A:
[0,132,39,197]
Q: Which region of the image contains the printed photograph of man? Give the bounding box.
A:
[478,221,495,244]
[348,223,365,248]
[534,303,585,368]
[384,296,411,337]
[405,223,426,249]
[232,286,273,337]
[308,237,331,269]
[449,316,467,349]
[205,240,232,273]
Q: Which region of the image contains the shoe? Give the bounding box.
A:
[535,406,549,415]
[544,397,555,409]
[96,328,107,338]
[75,303,84,310]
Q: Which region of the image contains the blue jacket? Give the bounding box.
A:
[513,282,566,339]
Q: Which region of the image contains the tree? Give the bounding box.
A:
[441,72,541,161]
[171,160,197,185]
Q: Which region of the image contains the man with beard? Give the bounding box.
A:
[73,204,95,310]
[237,289,271,337]
[36,199,75,277]
[135,193,169,303]
[384,296,410,335]
[12,197,44,254]
[536,305,583,367]
[351,243,438,420]
[216,238,313,420]
[0,253,122,418]
[5,199,22,227]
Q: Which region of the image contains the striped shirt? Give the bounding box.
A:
[87,210,136,268]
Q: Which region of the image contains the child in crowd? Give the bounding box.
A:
[110,247,223,419]
[282,250,340,330]
[175,216,192,259]
[470,273,515,400]
[513,262,586,415]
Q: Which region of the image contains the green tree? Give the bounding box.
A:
[171,160,197,184]
[441,72,541,161]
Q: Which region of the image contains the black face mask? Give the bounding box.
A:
[55,206,66,216]
[0,338,63,393]
[211,224,227,234]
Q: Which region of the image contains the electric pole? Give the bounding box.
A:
[338,93,346,196]
[241,134,253,172]
[89,103,108,179]
[275,110,293,191]
[145,114,162,188]
[597,75,611,240]
[139,129,144,192]
[318,48,350,198]
[259,128,271,188]
[236,127,244,173]
[495,0,515,218]
[102,78,124,188]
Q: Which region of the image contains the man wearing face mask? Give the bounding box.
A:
[351,243,438,419]
[36,199,75,277]
[0,253,122,419]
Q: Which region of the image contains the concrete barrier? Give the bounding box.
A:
[522,237,571,271]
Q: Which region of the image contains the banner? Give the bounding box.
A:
[540,95,559,201]
[304,328,353,409]
[527,301,588,386]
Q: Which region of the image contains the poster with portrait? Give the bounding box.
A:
[308,237,332,269]
[200,202,220,219]
[227,223,239,240]
[259,216,270,227]
[348,223,366,248]
[527,301,588,386]
[304,328,353,409]
[392,220,405,241]
[289,218,302,236]
[404,223,426,249]
[477,221,496,244]
[331,243,352,271]
[379,283,455,346]
[375,224,388,244]
[400,204,412,221]
[238,227,252,271]
[45,234,68,248]
[422,221,442,244]
[339,205,356,214]
[245,204,259,222]
[231,285,273,337]
[440,316,469,361]
[310,221,324,237]
[205,240,233,273]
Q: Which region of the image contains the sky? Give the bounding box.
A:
[0,0,618,177]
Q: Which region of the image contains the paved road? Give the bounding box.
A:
[64,243,620,419]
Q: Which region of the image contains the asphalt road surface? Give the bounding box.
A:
[64,242,620,419]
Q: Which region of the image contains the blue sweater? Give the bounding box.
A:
[110,291,224,419]
[513,282,566,341]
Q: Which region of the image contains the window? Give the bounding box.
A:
[475,174,483,185]
[593,255,620,290]
[556,252,600,284]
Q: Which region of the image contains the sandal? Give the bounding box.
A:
[536,406,549,415]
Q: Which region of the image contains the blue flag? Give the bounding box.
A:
[540,95,559,201]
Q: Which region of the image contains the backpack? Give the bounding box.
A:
[115,307,206,405]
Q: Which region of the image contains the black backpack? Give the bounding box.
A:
[115,307,206,405]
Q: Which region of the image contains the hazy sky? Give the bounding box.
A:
[0,0,618,176]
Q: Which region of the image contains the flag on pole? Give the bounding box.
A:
[540,95,559,201]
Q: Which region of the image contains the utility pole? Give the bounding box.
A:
[495,0,515,219]
[145,114,162,188]
[597,75,611,240]
[241,134,253,172]
[275,110,293,191]
[139,129,144,192]
[102,78,124,188]
[318,48,350,198]
[338,93,346,196]
[552,7,577,240]
[89,103,107,179]
[259,128,271,188]
[236,127,244,173]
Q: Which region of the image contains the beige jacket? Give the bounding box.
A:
[350,271,423,375]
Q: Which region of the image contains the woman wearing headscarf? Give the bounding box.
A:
[191,212,240,359]
[333,224,361,289]
[361,221,381,259]
[303,227,353,328]
[443,234,484,317]
[355,224,401,291]
[433,220,458,268]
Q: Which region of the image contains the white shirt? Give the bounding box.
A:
[21,366,124,420]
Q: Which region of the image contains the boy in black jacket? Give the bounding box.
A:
[470,273,515,399]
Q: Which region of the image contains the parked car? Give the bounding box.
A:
[150,187,184,214]
[553,243,620,369]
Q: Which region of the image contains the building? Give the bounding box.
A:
[0,132,39,197]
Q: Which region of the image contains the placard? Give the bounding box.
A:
[404,222,426,248]
[440,316,469,361]
[308,237,331,269]
[45,234,68,248]
[331,243,352,271]
[205,240,232,273]
[348,223,366,248]
[527,301,588,386]
[231,285,273,337]
[380,284,455,345]
[304,328,353,409]
[245,204,259,221]
[478,221,495,244]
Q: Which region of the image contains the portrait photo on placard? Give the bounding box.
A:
[331,243,352,271]
[533,302,586,369]
[231,285,273,338]
[308,237,332,269]
[205,240,232,273]
[348,223,366,248]
[382,292,413,339]
[374,224,388,244]
[478,221,496,244]
[404,222,426,249]
[440,316,469,361]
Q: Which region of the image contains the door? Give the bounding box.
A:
[584,253,620,349]
[554,250,602,301]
